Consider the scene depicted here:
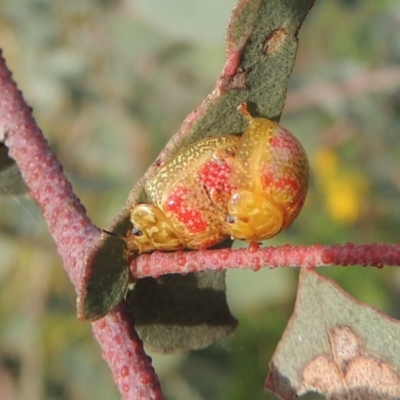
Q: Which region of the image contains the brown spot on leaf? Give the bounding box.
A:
[263,28,288,55]
[220,67,248,92]
[301,326,400,398]
[329,326,362,369]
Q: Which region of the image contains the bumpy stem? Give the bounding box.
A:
[0,50,163,400]
[131,242,400,279]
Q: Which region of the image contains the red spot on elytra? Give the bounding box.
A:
[166,186,208,233]
[269,132,295,149]
[269,136,281,147]
[260,168,275,187]
[198,160,234,193]
[272,176,300,192]
[260,165,300,193]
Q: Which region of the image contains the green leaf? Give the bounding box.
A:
[266,269,400,399]
[127,271,237,353]
[81,0,316,351]
[77,233,129,321]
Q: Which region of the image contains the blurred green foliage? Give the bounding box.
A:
[1,0,400,399]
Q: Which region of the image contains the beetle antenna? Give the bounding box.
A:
[102,229,120,238]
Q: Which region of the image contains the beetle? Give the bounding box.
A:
[128,135,238,253]
[127,103,309,253]
[223,103,309,241]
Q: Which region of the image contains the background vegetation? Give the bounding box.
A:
[0,0,399,399]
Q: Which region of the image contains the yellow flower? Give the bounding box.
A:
[313,148,368,224]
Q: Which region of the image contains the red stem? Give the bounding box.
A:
[0,50,163,400]
[130,242,400,279]
[93,305,163,400]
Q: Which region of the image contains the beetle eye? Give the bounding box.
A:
[131,226,143,236]
[226,214,235,224]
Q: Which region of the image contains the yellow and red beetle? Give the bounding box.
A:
[127,103,309,253]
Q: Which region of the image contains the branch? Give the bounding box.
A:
[130,242,400,278]
[0,49,163,400]
[92,305,163,400]
[284,66,400,113]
